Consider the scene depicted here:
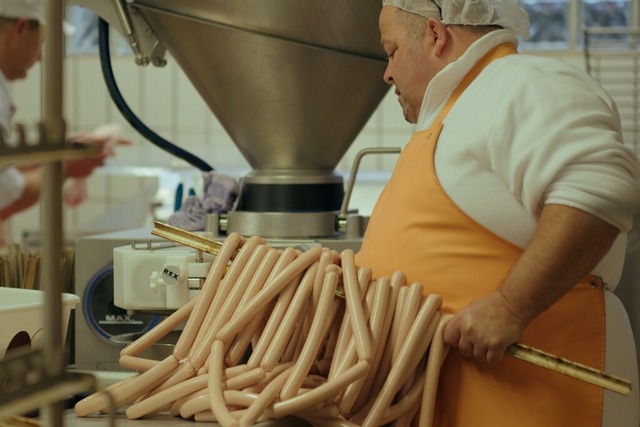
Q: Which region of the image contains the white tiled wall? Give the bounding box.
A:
[5,50,586,245]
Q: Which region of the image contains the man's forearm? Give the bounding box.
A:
[0,167,41,220]
[443,203,620,364]
[497,203,619,326]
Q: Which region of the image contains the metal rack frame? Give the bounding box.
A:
[583,25,640,378]
[0,1,96,425]
[583,25,640,155]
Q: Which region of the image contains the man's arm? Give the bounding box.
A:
[0,165,41,220]
[443,203,619,364]
[0,124,131,221]
[0,153,105,220]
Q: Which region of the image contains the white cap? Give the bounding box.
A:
[0,0,75,34]
[0,0,44,23]
[382,0,530,40]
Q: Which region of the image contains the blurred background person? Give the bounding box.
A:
[0,0,129,247]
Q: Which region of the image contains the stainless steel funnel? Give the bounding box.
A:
[74,0,390,236]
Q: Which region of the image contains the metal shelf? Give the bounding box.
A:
[0,124,99,167]
[0,350,96,421]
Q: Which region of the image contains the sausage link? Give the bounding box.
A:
[340,250,373,362]
[225,248,281,365]
[273,360,369,418]
[261,262,318,371]
[126,373,208,419]
[362,294,441,427]
[339,277,390,416]
[246,247,299,368]
[174,233,243,360]
[280,270,339,400]
[120,297,197,357]
[420,313,453,427]
[208,340,239,427]
[219,246,322,346]
[191,241,268,369]
[238,366,293,426]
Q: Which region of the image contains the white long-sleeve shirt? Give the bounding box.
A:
[418,30,640,288]
[0,70,23,211]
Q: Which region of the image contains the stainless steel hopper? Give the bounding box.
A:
[71,0,390,238]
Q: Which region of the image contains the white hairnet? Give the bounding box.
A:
[382,0,530,40]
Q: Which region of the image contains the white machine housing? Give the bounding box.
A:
[113,243,215,310]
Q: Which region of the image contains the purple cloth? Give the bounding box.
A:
[168,172,239,231]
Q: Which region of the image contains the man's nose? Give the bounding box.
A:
[383,67,393,85]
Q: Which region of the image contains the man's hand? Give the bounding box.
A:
[443,291,525,364]
[63,153,106,178]
[64,124,132,178]
[68,124,132,155]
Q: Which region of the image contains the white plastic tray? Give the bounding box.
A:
[0,287,80,359]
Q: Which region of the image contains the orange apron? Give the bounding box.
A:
[355,43,605,427]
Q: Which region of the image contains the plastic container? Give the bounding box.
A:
[0,288,80,359]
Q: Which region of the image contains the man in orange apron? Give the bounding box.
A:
[356,1,640,425]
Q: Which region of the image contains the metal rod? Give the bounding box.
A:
[339,147,400,218]
[0,143,99,166]
[152,221,226,255]
[110,0,146,64]
[40,0,66,425]
[507,343,632,396]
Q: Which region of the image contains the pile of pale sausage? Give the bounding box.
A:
[74,233,451,426]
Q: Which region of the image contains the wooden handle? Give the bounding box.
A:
[507,343,632,396]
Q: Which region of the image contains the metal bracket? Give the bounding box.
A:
[0,350,97,421]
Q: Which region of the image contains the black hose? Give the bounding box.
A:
[97,18,214,172]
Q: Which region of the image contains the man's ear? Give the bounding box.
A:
[427,18,449,56]
[13,19,29,36]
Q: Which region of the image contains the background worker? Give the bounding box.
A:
[355,0,640,425]
[0,0,129,245]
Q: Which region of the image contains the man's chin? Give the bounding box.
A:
[402,109,417,124]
